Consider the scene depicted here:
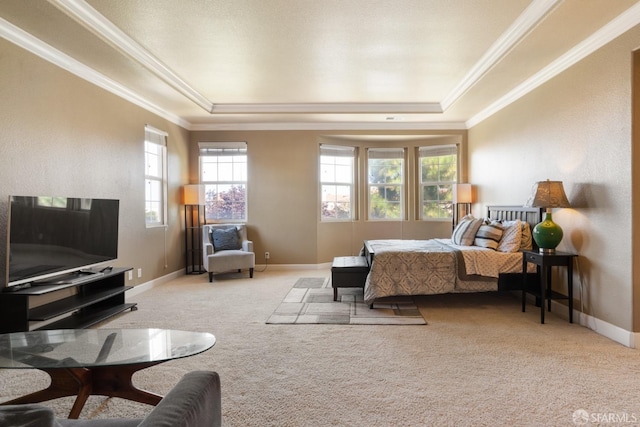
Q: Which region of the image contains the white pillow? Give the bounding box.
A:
[474,220,503,250]
[497,219,522,253]
[452,215,483,246]
[520,222,533,251]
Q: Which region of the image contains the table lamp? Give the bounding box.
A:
[525,180,571,253]
[452,183,473,229]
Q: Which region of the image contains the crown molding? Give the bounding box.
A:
[0,17,190,129]
[210,102,443,114]
[466,1,640,128]
[187,121,468,131]
[6,1,640,132]
[48,0,214,113]
[441,0,561,111]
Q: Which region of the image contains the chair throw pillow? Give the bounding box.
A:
[211,227,241,251]
[452,215,483,246]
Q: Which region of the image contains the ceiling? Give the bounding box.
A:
[1,0,640,131]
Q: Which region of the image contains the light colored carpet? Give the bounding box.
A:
[266,277,426,325]
[1,268,640,426]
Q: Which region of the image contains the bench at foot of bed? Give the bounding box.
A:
[331,256,369,301]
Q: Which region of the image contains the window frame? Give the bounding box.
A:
[198,141,248,222]
[366,147,405,221]
[418,144,458,221]
[144,125,168,228]
[319,144,357,222]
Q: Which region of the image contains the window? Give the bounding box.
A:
[320,145,356,221]
[199,142,247,221]
[367,148,404,220]
[144,126,168,227]
[419,145,457,220]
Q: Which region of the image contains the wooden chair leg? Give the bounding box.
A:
[249,268,254,278]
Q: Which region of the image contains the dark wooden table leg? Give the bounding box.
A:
[546,266,553,312]
[89,363,163,406]
[0,362,162,419]
[568,258,574,323]
[540,266,547,324]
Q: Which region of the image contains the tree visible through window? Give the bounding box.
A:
[419,145,457,220]
[199,142,247,221]
[320,145,355,221]
[368,148,404,220]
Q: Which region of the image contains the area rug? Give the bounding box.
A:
[266,277,427,325]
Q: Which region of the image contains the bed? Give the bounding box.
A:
[362,205,542,305]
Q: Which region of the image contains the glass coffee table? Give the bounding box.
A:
[0,328,216,418]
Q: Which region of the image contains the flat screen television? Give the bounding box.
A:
[5,196,119,288]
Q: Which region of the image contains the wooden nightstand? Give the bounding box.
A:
[522,250,578,324]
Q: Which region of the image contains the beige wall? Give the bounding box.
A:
[190,131,465,265]
[469,25,640,331]
[0,39,190,286]
[3,18,640,335]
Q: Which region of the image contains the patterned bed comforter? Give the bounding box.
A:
[363,239,523,304]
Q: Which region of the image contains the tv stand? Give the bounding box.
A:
[32,269,105,286]
[0,267,136,333]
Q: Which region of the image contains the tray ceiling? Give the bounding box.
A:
[1,0,639,130]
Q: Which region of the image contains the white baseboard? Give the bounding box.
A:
[542,298,636,348]
[576,309,636,348]
[126,269,183,298]
[256,263,332,270]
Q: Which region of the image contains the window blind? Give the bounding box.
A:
[199,142,247,155]
[320,144,355,157]
[145,125,167,146]
[418,145,457,157]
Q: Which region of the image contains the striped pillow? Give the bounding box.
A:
[452,216,483,246]
[474,220,504,250]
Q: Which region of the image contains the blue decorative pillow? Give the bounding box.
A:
[211,228,241,251]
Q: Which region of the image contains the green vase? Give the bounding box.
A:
[532,212,563,253]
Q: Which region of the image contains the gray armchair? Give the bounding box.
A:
[202,224,255,282]
[0,370,221,427]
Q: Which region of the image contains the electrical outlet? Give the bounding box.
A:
[265,252,270,260]
[128,270,133,281]
[137,268,142,278]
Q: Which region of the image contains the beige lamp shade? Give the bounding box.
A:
[453,183,473,204]
[183,184,205,205]
[525,180,570,208]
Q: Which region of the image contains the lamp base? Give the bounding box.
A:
[532,211,564,253]
[538,247,557,254]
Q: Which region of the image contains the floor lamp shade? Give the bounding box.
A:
[183,184,205,205]
[453,184,473,204]
[452,184,473,229]
[183,184,206,274]
[525,180,571,253]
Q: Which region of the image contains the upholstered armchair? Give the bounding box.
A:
[202,224,255,282]
[0,370,222,427]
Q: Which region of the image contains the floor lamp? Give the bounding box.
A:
[184,184,205,274]
[452,183,473,230]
